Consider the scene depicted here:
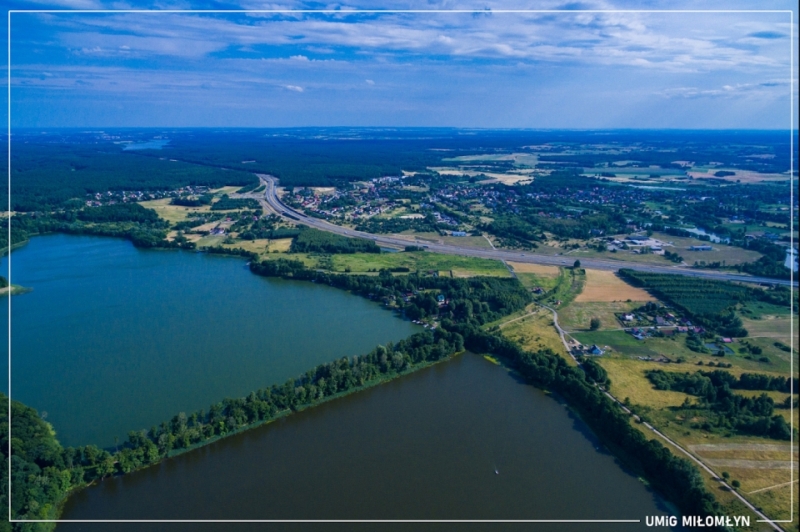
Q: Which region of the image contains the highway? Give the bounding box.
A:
[252,174,797,287]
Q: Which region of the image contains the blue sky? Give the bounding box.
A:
[3,0,798,128]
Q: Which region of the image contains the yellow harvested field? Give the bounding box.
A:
[575,269,654,302]
[507,262,560,276]
[598,358,691,408]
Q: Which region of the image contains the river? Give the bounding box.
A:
[2,234,418,447]
[58,353,675,529]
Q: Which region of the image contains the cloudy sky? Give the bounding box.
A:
[4,0,798,128]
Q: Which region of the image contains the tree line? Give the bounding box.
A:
[4,258,731,529]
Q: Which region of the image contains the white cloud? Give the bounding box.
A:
[365,79,374,84]
[658,79,792,99]
[284,84,304,92]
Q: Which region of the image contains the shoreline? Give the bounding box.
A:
[54,351,464,522]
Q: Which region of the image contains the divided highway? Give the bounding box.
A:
[253,174,797,287]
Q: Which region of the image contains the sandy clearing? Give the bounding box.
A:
[575,269,654,302]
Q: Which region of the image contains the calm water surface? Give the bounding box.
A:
[2,234,417,447]
[59,354,675,530]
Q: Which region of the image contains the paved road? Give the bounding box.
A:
[253,174,797,287]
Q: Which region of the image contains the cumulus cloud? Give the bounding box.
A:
[284,84,304,92]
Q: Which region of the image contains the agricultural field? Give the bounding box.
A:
[574,269,654,303]
[618,270,756,315]
[741,316,796,339]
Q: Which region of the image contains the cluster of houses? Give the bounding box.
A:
[85,185,210,207]
[572,344,605,357]
[618,309,709,340]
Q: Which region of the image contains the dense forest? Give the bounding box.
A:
[0,205,192,253]
[7,141,256,211]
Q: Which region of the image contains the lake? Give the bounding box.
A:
[58,353,675,529]
[2,234,418,447]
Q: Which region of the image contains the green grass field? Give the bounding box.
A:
[330,251,511,277]
[401,231,495,249]
[558,301,640,332]
[140,198,213,223]
[254,250,511,278]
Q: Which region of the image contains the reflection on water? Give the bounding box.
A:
[3,234,417,447]
[59,354,676,529]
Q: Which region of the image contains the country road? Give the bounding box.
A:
[251,174,797,287]
[521,304,786,531]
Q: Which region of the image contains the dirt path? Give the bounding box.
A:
[543,305,786,531]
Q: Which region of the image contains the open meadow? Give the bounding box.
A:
[139,198,212,223]
[499,307,573,365]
